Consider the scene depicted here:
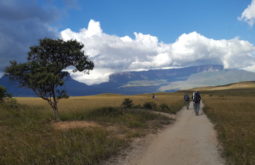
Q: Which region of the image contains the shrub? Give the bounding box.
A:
[121,98,133,109]
[159,104,170,110]
[0,86,11,102]
[143,102,157,110]
[157,104,177,114]
[133,104,143,109]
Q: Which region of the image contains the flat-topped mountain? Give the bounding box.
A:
[2,64,254,96]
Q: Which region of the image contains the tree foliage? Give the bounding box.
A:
[0,86,11,102]
[5,38,94,120]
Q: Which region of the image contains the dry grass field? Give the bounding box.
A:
[0,92,184,165]
[16,92,183,113]
[197,82,255,165]
[192,81,255,91]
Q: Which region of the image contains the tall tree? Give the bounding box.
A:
[5,38,94,120]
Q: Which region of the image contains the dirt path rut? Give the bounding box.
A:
[108,102,225,165]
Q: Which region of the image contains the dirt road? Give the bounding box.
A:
[107,102,225,165]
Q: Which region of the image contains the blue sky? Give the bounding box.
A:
[53,0,254,43]
[1,0,255,84]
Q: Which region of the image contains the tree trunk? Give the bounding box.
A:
[51,89,60,121]
[52,101,60,121]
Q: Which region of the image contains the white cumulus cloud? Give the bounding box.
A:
[67,68,114,85]
[60,19,255,85]
[239,0,255,26]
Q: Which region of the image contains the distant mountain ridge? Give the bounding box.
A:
[109,65,223,83]
[2,64,250,96]
[159,69,255,91]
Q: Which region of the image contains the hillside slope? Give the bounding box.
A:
[192,81,255,91]
[160,69,255,91]
[0,65,222,96]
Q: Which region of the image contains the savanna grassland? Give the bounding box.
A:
[199,83,255,165]
[16,93,183,113]
[0,92,183,165]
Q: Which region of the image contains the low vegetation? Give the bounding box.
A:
[0,92,184,165]
[0,86,11,102]
[121,98,134,109]
[200,85,255,165]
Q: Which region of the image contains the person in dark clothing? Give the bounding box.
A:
[183,94,190,110]
[193,91,201,116]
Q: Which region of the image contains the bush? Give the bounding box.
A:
[143,102,157,110]
[121,98,133,109]
[133,104,143,109]
[89,107,123,117]
[157,104,177,114]
[159,104,170,110]
[0,86,11,102]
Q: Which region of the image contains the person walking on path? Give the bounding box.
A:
[193,91,201,116]
[152,93,156,99]
[183,94,190,110]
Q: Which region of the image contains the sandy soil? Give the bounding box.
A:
[52,121,100,130]
[106,102,225,165]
